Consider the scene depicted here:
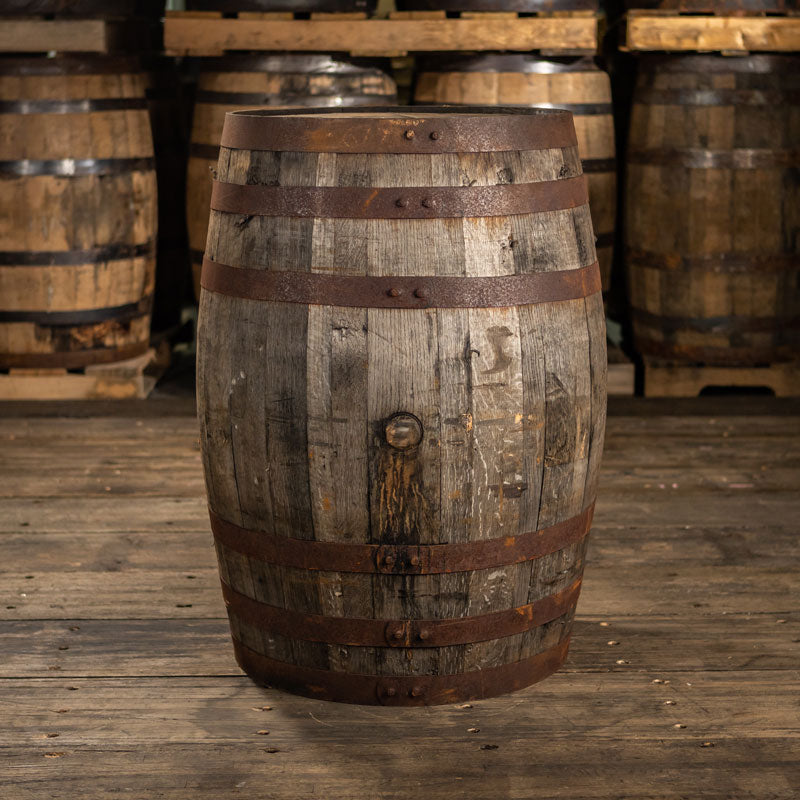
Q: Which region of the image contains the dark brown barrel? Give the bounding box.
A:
[145,57,190,333]
[397,0,598,10]
[414,54,616,297]
[186,55,397,298]
[197,107,607,706]
[625,55,800,366]
[624,1,796,11]
[186,1,377,12]
[0,56,157,369]
[1,1,165,17]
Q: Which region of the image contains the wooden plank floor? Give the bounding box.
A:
[1,397,798,799]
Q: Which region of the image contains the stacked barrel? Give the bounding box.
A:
[622,2,800,384]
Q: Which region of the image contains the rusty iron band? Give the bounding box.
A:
[220,106,577,153]
[631,307,800,335]
[0,98,147,114]
[0,241,154,267]
[417,53,600,74]
[196,90,393,107]
[581,157,616,173]
[626,249,799,274]
[210,175,587,219]
[231,634,571,706]
[627,148,800,169]
[634,88,800,107]
[428,99,612,116]
[210,503,593,575]
[223,577,580,648]
[635,338,797,366]
[0,295,153,327]
[0,156,155,177]
[201,258,601,309]
[0,340,149,370]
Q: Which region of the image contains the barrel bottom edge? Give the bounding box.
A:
[230,634,571,707]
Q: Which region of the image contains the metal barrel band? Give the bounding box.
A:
[631,307,800,335]
[222,578,581,649]
[220,106,577,154]
[195,90,392,107]
[0,295,153,327]
[402,0,598,12]
[625,249,799,274]
[627,148,800,170]
[231,634,571,706]
[636,339,798,366]
[0,241,155,267]
[210,503,593,575]
[0,341,150,370]
[0,55,144,76]
[634,89,800,107]
[637,54,800,75]
[425,100,612,116]
[0,98,148,114]
[194,54,389,74]
[580,157,616,174]
[0,157,156,178]
[201,258,601,309]
[416,54,600,75]
[209,175,588,220]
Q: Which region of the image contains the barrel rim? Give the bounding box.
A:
[220,104,578,153]
[0,55,144,76]
[415,53,602,75]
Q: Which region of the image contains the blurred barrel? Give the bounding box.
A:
[0,56,157,369]
[625,55,800,366]
[197,107,606,705]
[185,1,377,12]
[624,1,794,11]
[415,54,616,296]
[186,54,397,297]
[397,1,598,9]
[1,1,165,16]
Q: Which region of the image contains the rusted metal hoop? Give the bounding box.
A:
[210,503,594,575]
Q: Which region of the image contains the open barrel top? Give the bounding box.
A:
[220,106,578,153]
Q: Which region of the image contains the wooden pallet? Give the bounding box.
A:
[0,16,160,54]
[623,9,800,53]
[0,345,169,401]
[164,9,601,57]
[643,360,799,398]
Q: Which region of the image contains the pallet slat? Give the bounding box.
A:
[164,14,601,56]
[624,11,800,52]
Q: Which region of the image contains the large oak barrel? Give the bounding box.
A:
[197,107,607,705]
[414,54,616,297]
[187,55,397,297]
[625,55,800,366]
[0,56,157,369]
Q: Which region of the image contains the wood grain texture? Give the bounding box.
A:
[0,58,157,369]
[625,54,800,367]
[196,110,605,698]
[413,55,616,294]
[186,55,396,297]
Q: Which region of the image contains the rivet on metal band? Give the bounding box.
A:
[231,633,572,706]
[222,577,581,648]
[200,258,601,310]
[209,175,588,220]
[209,502,594,575]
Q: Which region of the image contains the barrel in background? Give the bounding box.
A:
[414,54,617,299]
[186,55,397,297]
[185,1,377,11]
[625,55,800,366]
[0,56,157,369]
[197,107,606,705]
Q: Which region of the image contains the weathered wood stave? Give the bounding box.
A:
[625,54,800,367]
[413,54,616,298]
[0,55,157,369]
[186,55,397,298]
[197,107,606,705]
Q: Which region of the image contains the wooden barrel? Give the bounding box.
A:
[186,1,377,12]
[397,0,598,10]
[0,56,157,369]
[414,54,616,296]
[625,55,800,366]
[187,55,397,297]
[197,107,606,705]
[624,1,795,11]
